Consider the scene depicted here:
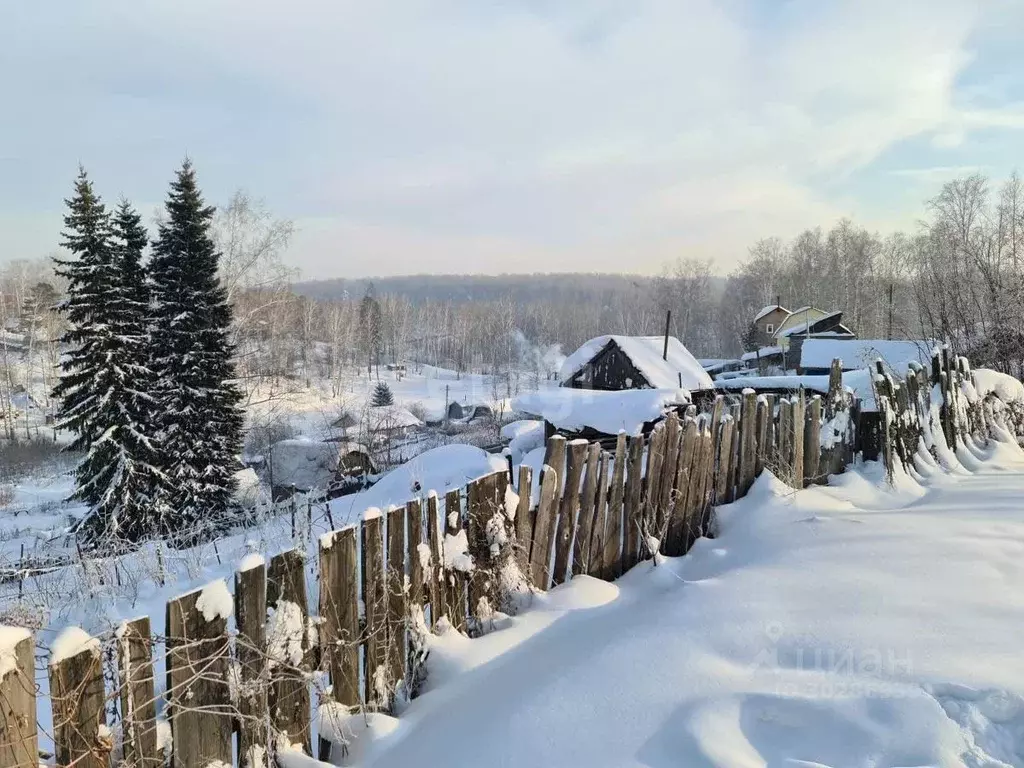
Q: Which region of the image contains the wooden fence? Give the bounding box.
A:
[0,354,999,768]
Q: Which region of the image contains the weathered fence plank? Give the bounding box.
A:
[362,511,387,707]
[623,434,645,571]
[804,394,822,485]
[426,493,446,627]
[0,629,37,768]
[715,415,735,505]
[573,442,602,576]
[235,559,267,768]
[166,586,233,768]
[385,505,407,709]
[406,499,424,611]
[319,527,360,714]
[665,417,697,556]
[267,549,312,754]
[792,391,806,490]
[443,489,467,630]
[50,631,107,768]
[588,451,610,576]
[553,440,587,585]
[117,617,158,768]
[514,465,533,577]
[642,425,665,555]
[601,433,627,580]
[529,464,560,589]
[738,389,758,496]
[754,395,769,478]
[655,412,681,537]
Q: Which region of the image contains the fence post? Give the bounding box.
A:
[528,464,560,590]
[715,415,735,505]
[117,617,158,768]
[665,417,697,556]
[738,390,758,497]
[553,440,587,585]
[443,490,467,630]
[406,499,424,612]
[235,558,268,767]
[267,549,312,752]
[514,465,534,577]
[385,505,407,709]
[622,434,646,572]
[166,585,233,768]
[319,527,360,716]
[362,510,387,707]
[50,629,107,768]
[754,395,768,479]
[655,413,681,538]
[601,433,627,580]
[777,399,792,484]
[641,425,665,556]
[0,628,37,768]
[804,394,822,485]
[587,451,610,577]
[426,493,447,627]
[573,442,602,576]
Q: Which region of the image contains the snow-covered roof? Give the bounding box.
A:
[775,310,846,338]
[560,335,713,390]
[715,370,878,410]
[364,406,423,430]
[513,388,690,436]
[269,439,344,491]
[800,339,935,372]
[741,346,783,362]
[754,305,790,322]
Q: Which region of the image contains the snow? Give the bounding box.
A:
[443,529,474,573]
[353,437,1024,768]
[741,345,782,362]
[195,579,234,622]
[266,600,305,668]
[49,625,99,665]
[328,445,505,522]
[513,388,689,436]
[800,338,935,372]
[753,304,789,322]
[269,439,343,493]
[559,335,713,390]
[238,552,265,572]
[974,368,1024,404]
[363,405,423,430]
[0,626,31,678]
[501,419,545,463]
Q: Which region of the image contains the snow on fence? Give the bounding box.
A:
[0,353,1008,768]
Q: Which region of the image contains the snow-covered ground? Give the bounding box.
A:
[346,437,1024,767]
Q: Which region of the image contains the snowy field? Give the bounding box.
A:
[345,437,1024,767]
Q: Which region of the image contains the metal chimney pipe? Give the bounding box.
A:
[663,310,671,360]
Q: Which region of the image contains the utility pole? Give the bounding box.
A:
[887,284,894,340]
[662,310,672,361]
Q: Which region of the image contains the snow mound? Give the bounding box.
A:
[0,626,31,678]
[514,388,689,436]
[195,579,233,622]
[49,626,99,665]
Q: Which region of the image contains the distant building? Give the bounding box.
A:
[743,306,856,372]
[750,304,791,348]
[560,335,713,392]
[269,439,377,501]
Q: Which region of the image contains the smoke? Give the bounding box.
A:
[512,330,565,377]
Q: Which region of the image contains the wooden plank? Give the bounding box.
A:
[622,434,645,572]
[166,586,232,768]
[514,465,534,578]
[50,633,107,768]
[777,398,792,484]
[763,394,777,475]
[601,433,628,580]
[641,425,665,557]
[656,412,682,542]
[443,489,467,631]
[118,617,158,768]
[804,394,822,485]
[385,505,407,710]
[738,390,758,497]
[725,410,740,504]
[319,527,360,713]
[362,512,387,707]
[0,630,36,768]
[665,418,698,556]
[695,422,716,538]
[235,560,267,768]
[754,395,769,478]
[715,416,736,505]
[426,493,447,627]
[553,439,588,585]
[587,451,610,577]
[573,442,602,576]
[267,549,312,754]
[792,391,805,490]
[406,499,424,611]
[529,463,560,590]
[466,475,488,618]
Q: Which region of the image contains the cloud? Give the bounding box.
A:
[1,0,1021,276]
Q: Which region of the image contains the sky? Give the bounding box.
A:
[1,0,1023,280]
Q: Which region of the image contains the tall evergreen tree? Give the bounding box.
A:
[75,201,164,544]
[52,168,115,451]
[149,160,244,540]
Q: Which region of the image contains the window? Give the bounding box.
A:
[766,323,774,334]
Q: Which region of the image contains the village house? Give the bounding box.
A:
[560,334,713,392]
[743,306,856,372]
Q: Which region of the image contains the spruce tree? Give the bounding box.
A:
[75,201,163,544]
[149,160,244,541]
[52,168,115,452]
[371,381,394,407]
